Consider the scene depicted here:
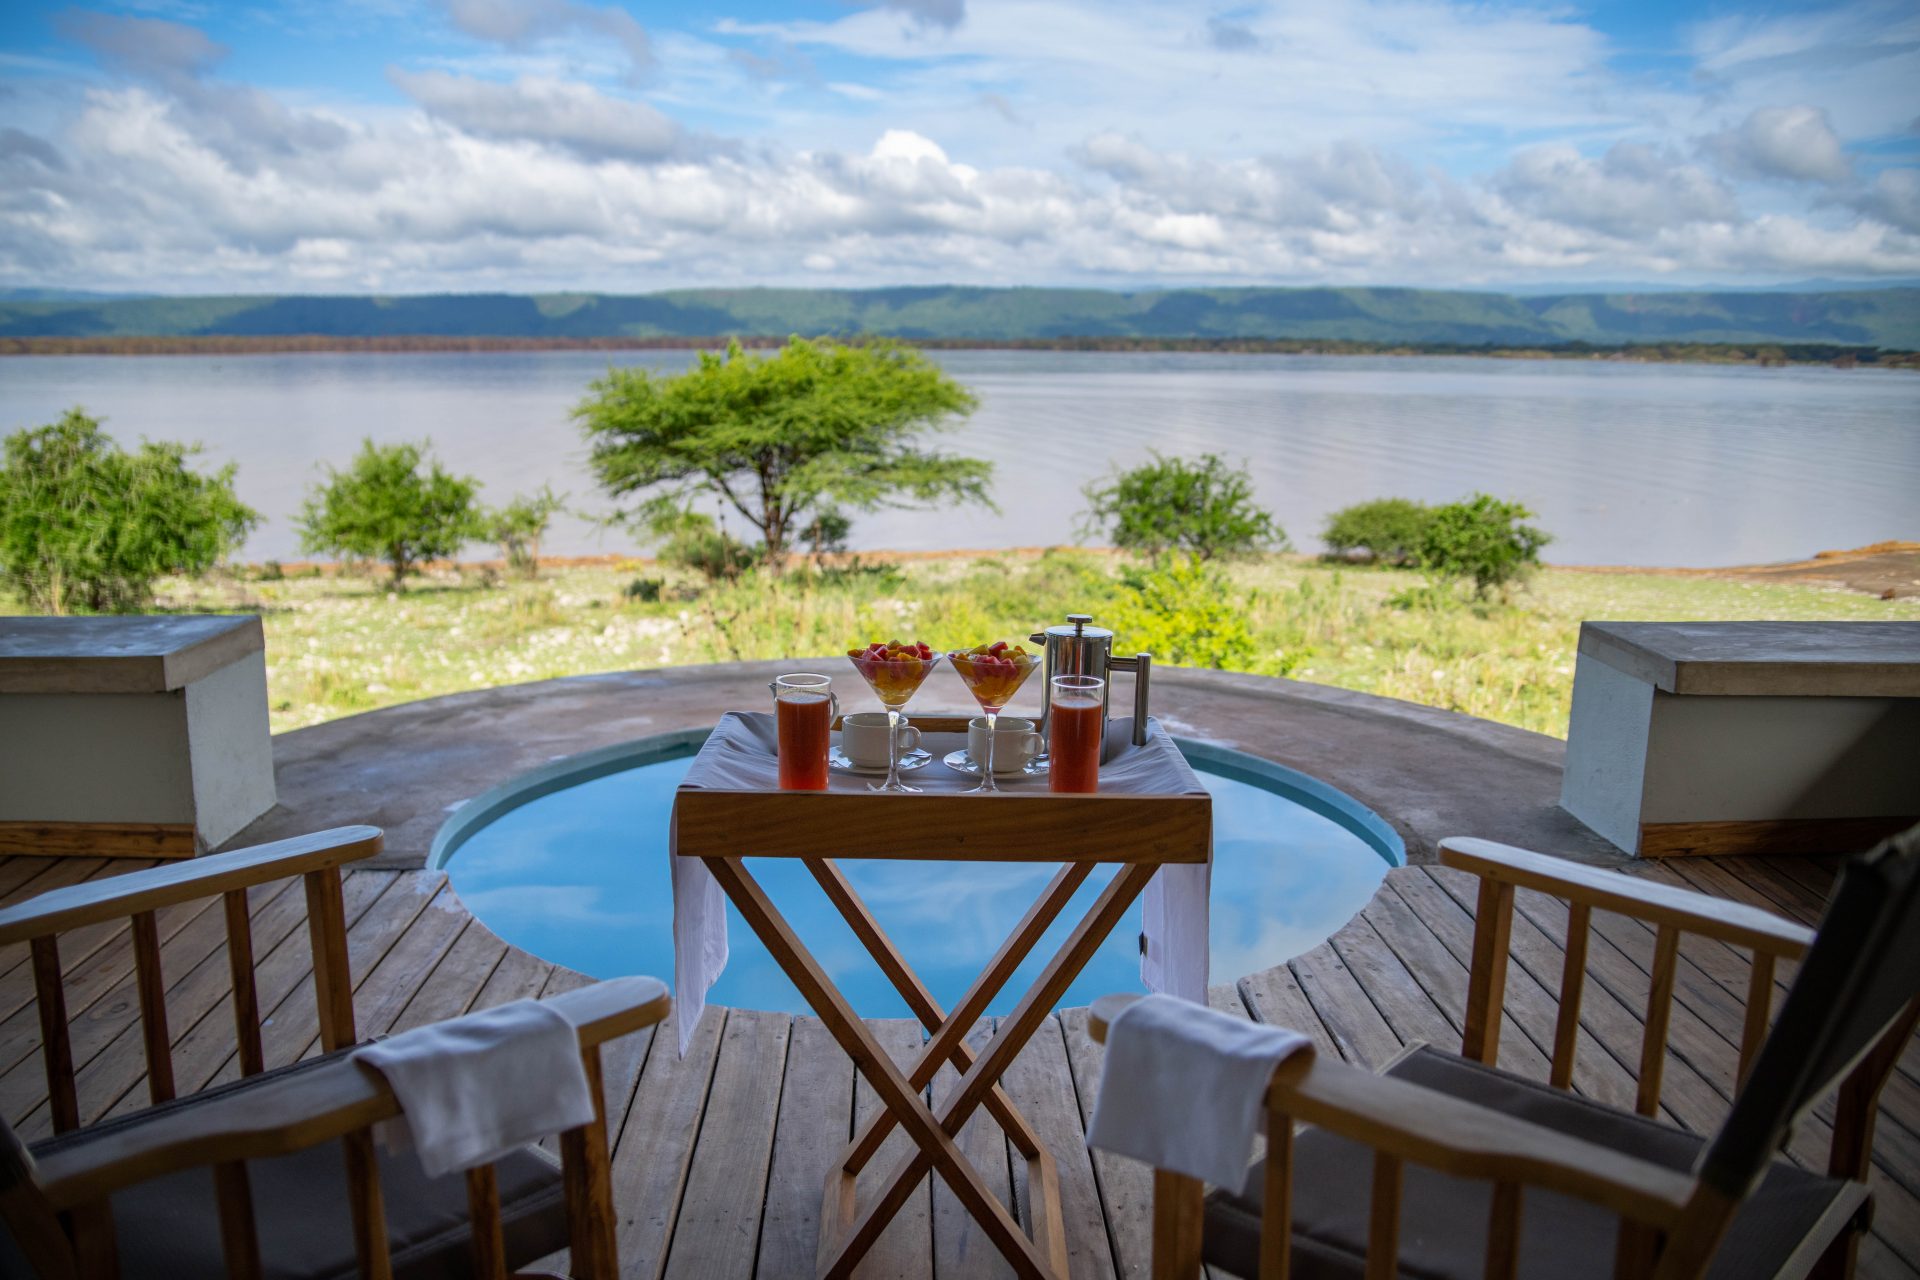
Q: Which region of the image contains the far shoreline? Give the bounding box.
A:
[3,333,1914,370]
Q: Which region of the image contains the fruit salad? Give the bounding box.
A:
[847,639,939,707]
[948,641,1040,712]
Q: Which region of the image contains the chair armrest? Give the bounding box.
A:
[1439,837,1813,958]
[1086,994,1694,1229]
[0,826,384,945]
[30,975,668,1208]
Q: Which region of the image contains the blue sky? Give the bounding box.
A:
[1,0,1916,293]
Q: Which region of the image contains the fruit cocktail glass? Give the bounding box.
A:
[847,641,942,793]
[948,642,1042,794]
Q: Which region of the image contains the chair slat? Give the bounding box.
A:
[130,910,175,1104]
[1550,902,1591,1089]
[559,1045,618,1280]
[214,1161,262,1280]
[30,935,80,1134]
[341,1129,392,1280]
[1736,952,1774,1091]
[1636,925,1681,1117]
[1260,1113,1294,1280]
[465,1164,508,1280]
[1462,880,1514,1065]
[1365,1152,1403,1280]
[67,1201,117,1280]
[223,889,266,1077]
[1484,1180,1521,1280]
[303,869,357,1052]
[1151,1169,1205,1280]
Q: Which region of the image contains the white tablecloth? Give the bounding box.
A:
[668,712,1211,1054]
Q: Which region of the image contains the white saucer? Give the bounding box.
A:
[940,749,1049,779]
[830,745,931,775]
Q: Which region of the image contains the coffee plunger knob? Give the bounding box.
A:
[1067,613,1092,632]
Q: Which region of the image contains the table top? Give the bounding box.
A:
[1578,621,1920,697]
[0,615,265,694]
[671,712,1211,863]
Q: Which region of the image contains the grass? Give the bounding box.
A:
[106,550,1920,739]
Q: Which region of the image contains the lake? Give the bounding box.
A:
[1,350,1913,567]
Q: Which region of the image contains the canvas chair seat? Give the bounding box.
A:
[1202,1045,1854,1280]
[2,1052,570,1280]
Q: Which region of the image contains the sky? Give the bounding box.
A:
[1,0,1917,294]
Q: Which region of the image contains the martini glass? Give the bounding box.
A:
[949,646,1043,794]
[848,645,942,793]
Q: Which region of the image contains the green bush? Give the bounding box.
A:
[1079,452,1282,561]
[1111,555,1256,668]
[298,439,482,587]
[485,486,566,579]
[624,576,663,602]
[1322,498,1431,564]
[645,505,760,581]
[0,409,259,613]
[1416,493,1552,600]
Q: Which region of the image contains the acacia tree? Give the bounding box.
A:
[297,439,481,586]
[0,409,258,613]
[575,337,989,573]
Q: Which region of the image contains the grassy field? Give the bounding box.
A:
[119,550,1919,738]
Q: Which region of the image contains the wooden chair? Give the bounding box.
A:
[0,826,670,1278]
[1089,823,1920,1280]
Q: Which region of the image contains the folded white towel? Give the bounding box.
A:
[1085,994,1311,1190]
[354,998,597,1178]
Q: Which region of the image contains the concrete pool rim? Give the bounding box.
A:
[427,726,1407,874]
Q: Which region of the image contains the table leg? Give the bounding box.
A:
[702,856,1054,1279]
[809,858,1093,1167]
[821,860,1161,1279]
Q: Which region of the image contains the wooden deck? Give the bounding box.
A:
[1,849,1915,1278]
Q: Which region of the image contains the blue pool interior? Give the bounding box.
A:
[434,731,1404,1018]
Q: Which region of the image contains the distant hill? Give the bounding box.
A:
[2,285,1915,348]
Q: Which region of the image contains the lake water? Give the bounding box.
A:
[1,350,1913,567]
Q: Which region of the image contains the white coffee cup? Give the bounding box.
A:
[840,711,922,768]
[968,716,1043,775]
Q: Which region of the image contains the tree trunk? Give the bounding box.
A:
[390,551,408,588]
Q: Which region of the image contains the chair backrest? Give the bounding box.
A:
[1697,822,1920,1196]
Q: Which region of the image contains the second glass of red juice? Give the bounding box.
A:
[772,673,835,790]
[1047,674,1104,793]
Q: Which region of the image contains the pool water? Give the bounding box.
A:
[436,735,1401,1017]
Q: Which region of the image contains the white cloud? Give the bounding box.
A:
[875,0,966,31]
[389,70,682,160]
[1856,169,1920,235]
[441,0,652,78]
[1494,143,1739,238]
[1704,105,1852,183]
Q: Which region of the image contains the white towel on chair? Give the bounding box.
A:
[1086,994,1311,1190]
[354,999,596,1178]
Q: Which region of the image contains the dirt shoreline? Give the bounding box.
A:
[248,541,1920,598]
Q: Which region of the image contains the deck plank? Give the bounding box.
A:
[851,1018,935,1278]
[605,1001,725,1279]
[931,1019,1015,1280]
[756,1016,854,1279]
[1286,939,1402,1069]
[999,1014,1116,1280]
[665,1007,791,1280]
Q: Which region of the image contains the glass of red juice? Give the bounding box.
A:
[771,674,835,790]
[1047,675,1105,794]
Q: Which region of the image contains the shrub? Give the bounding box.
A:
[1111,555,1256,668]
[1079,452,1282,561]
[485,486,566,579]
[1322,497,1431,564]
[624,576,663,602]
[0,409,259,613]
[645,505,760,581]
[297,439,482,587]
[1416,493,1552,600]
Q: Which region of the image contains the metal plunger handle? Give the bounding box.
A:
[1107,652,1153,746]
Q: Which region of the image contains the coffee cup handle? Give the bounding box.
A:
[1021,733,1043,762]
[898,724,921,753]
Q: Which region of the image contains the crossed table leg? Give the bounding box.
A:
[702,854,1164,1280]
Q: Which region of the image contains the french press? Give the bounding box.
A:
[1027,614,1152,763]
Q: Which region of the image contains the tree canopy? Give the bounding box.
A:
[0,409,258,613]
[297,439,481,585]
[575,336,989,571]
[1416,493,1552,600]
[1079,452,1282,560]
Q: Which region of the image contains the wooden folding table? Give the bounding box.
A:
[672,714,1211,1279]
